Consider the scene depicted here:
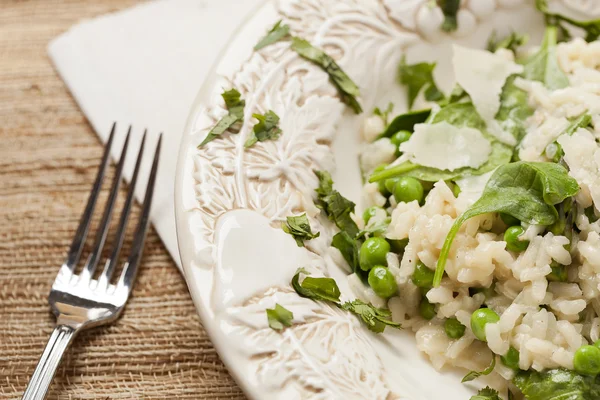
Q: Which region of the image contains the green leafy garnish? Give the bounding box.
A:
[331,231,360,274]
[523,26,569,90]
[254,20,290,50]
[462,356,496,383]
[198,88,245,147]
[373,102,394,125]
[341,299,402,333]
[291,37,362,113]
[495,76,534,143]
[513,368,600,400]
[434,161,579,286]
[245,110,282,148]
[282,213,320,247]
[487,31,528,55]
[398,55,444,109]
[536,0,600,42]
[356,217,390,240]
[291,268,341,303]
[314,170,359,237]
[545,113,592,162]
[266,303,294,331]
[378,108,431,139]
[470,387,501,400]
[437,0,461,32]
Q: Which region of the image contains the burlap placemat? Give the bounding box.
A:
[0,1,245,398]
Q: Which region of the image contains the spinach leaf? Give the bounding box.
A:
[523,26,569,90]
[378,108,431,139]
[470,387,501,400]
[434,161,579,286]
[341,299,402,333]
[437,0,461,32]
[291,268,341,303]
[398,55,444,109]
[291,37,362,114]
[331,231,360,274]
[198,88,245,147]
[245,110,282,148]
[266,303,294,331]
[462,356,496,383]
[545,114,592,162]
[314,170,359,237]
[536,0,600,42]
[373,102,394,125]
[514,368,600,400]
[254,20,290,50]
[282,213,320,247]
[495,75,534,143]
[487,31,528,55]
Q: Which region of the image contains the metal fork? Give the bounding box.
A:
[22,124,162,400]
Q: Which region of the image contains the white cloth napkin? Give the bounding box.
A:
[49,0,263,269]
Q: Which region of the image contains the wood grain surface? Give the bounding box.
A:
[0,1,244,398]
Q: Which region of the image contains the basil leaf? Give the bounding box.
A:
[495,75,534,143]
[545,113,592,162]
[341,299,402,333]
[282,213,320,247]
[199,88,245,147]
[254,20,290,50]
[523,26,569,90]
[437,0,461,32]
[462,356,496,383]
[331,231,360,274]
[373,102,394,125]
[266,303,294,331]
[470,387,501,400]
[487,31,528,55]
[291,37,362,114]
[434,161,579,286]
[513,368,600,400]
[537,0,600,42]
[245,110,282,148]
[314,170,359,237]
[291,269,341,303]
[398,55,444,109]
[378,108,431,139]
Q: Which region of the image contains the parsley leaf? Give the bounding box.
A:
[470,386,501,400]
[291,37,362,114]
[282,213,320,247]
[373,102,394,125]
[245,110,282,148]
[514,368,600,400]
[198,88,245,147]
[331,231,360,274]
[398,55,445,109]
[462,356,496,383]
[341,300,402,333]
[266,303,294,331]
[437,0,461,32]
[254,20,290,50]
[523,26,569,90]
[291,268,341,303]
[487,31,528,55]
[314,170,359,237]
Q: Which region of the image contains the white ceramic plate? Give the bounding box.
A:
[174,1,596,399]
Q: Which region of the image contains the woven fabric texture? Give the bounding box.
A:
[0,1,245,398]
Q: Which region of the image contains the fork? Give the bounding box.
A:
[22,124,162,400]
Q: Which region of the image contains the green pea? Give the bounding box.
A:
[390,130,412,156]
[359,237,390,271]
[470,308,500,342]
[501,346,520,370]
[412,261,435,289]
[368,266,398,298]
[392,176,424,204]
[500,213,520,227]
[384,177,400,193]
[389,238,408,253]
[373,164,389,195]
[419,298,436,320]
[547,261,568,282]
[363,206,384,225]
[504,226,529,252]
[574,345,600,375]
[444,318,466,339]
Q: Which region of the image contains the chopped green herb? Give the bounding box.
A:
[266,303,294,331]
[254,20,290,50]
[198,88,245,147]
[356,217,390,240]
[291,268,341,303]
[282,213,320,247]
[434,161,579,286]
[244,110,282,148]
[331,231,361,274]
[437,0,461,32]
[513,368,600,400]
[470,387,501,400]
[314,170,359,237]
[373,102,394,125]
[378,108,431,139]
[291,37,362,113]
[398,55,445,109]
[341,299,402,333]
[523,26,569,90]
[487,31,528,55]
[462,356,496,383]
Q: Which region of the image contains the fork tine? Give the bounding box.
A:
[80,127,131,280]
[99,130,147,283]
[118,134,162,293]
[63,123,116,271]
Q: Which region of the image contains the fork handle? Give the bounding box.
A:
[22,325,77,400]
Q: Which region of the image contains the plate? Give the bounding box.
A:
[174,1,591,399]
